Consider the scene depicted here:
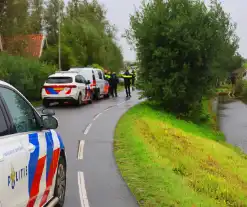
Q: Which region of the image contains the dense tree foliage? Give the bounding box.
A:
[0,0,123,100]
[126,0,243,117]
[41,0,123,71]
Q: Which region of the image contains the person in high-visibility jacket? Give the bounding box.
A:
[104,71,111,81]
[131,70,136,91]
[122,69,132,97]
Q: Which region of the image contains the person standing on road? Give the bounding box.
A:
[109,72,119,97]
[122,69,132,97]
[230,72,236,97]
[104,71,111,81]
[131,70,136,91]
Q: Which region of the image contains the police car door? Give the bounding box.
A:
[75,75,85,99]
[97,70,104,95]
[0,86,47,207]
[0,98,12,206]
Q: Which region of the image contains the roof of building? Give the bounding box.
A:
[2,34,45,58]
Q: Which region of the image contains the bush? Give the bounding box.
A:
[127,0,239,118]
[41,44,78,71]
[0,52,56,101]
[235,79,247,99]
[235,79,244,95]
[90,63,104,70]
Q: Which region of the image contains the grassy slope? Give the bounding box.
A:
[114,102,247,207]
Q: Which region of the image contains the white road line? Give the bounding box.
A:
[117,101,126,106]
[84,123,92,135]
[78,171,90,207]
[93,112,102,121]
[77,140,85,160]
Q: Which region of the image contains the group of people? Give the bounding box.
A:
[104,69,136,98]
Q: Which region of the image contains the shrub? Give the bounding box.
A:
[0,52,56,101]
[90,63,104,70]
[235,79,244,95]
[41,44,78,71]
[127,0,239,118]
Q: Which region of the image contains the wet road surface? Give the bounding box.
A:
[45,90,141,207]
[219,99,247,152]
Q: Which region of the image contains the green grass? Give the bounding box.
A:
[30,100,42,107]
[114,102,247,207]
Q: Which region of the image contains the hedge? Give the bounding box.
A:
[0,52,56,101]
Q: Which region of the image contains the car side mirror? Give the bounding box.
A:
[42,108,55,116]
[86,80,90,84]
[41,115,58,129]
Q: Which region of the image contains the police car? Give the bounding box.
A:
[41,71,93,107]
[0,81,66,206]
[69,67,110,100]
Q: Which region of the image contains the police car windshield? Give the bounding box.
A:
[46,77,73,84]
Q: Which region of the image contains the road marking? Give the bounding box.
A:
[84,123,92,135]
[104,105,114,112]
[93,112,102,121]
[117,101,126,106]
[78,171,90,207]
[77,140,85,160]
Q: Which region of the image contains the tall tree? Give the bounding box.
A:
[43,0,64,45]
[0,0,7,35]
[1,0,30,36]
[29,0,44,33]
[126,0,240,116]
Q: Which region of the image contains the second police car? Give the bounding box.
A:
[0,80,66,206]
[41,71,93,107]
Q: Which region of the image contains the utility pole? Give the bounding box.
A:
[58,0,61,70]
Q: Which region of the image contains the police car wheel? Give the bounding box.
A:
[54,156,66,207]
[76,93,82,106]
[94,88,100,100]
[88,93,93,104]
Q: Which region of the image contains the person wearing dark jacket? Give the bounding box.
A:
[109,72,119,97]
[122,69,132,97]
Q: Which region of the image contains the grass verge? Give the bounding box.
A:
[31,100,42,107]
[114,102,247,206]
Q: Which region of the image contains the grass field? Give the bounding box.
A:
[114,102,247,206]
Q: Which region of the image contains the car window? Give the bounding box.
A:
[75,75,82,83]
[0,106,9,136]
[46,77,73,84]
[0,87,40,133]
[80,75,86,83]
[98,71,103,79]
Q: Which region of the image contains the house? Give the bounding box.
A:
[0,34,45,58]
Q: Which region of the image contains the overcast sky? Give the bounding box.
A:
[64,0,247,61]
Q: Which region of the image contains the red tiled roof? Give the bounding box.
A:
[2,34,45,58]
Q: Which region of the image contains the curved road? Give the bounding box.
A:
[46,90,141,207]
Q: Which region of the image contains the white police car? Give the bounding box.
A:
[41,71,92,107]
[0,81,66,206]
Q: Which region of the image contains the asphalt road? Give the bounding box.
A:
[45,90,141,207]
